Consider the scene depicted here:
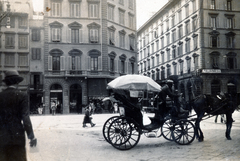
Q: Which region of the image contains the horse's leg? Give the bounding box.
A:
[225,113,233,140]
[195,112,204,142]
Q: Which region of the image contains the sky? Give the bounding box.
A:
[31,0,168,29]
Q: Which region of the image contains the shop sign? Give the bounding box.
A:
[202,69,221,73]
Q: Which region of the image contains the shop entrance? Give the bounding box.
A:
[50,84,63,114]
[70,84,82,113]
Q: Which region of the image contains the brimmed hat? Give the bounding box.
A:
[2,70,23,85]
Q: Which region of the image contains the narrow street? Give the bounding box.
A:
[27,111,240,161]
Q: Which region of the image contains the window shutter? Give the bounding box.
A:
[79,29,83,43]
[118,60,121,73]
[67,56,71,70]
[125,62,128,74]
[114,59,118,72]
[48,56,52,70]
[76,56,81,70]
[60,56,65,70]
[98,56,102,71]
[67,28,71,43]
[87,57,90,70]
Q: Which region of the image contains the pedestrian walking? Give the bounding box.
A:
[82,101,96,128]
[51,101,57,115]
[0,70,37,161]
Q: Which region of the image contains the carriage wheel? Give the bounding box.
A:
[102,116,119,143]
[107,117,141,150]
[161,119,174,141]
[172,120,195,145]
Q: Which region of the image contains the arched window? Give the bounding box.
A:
[48,49,64,72]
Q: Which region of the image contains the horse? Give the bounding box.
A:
[186,93,236,142]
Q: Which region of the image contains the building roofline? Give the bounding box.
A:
[137,0,174,33]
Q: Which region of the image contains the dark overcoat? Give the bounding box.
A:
[0,87,35,160]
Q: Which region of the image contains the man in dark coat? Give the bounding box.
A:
[158,80,187,115]
[0,70,37,161]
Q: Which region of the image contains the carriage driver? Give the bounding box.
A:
[158,80,188,115]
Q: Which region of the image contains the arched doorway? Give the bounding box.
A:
[227,80,237,95]
[50,84,63,114]
[70,84,82,113]
[211,79,221,95]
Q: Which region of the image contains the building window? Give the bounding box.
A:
[167,65,171,77]
[109,30,115,45]
[151,43,154,54]
[185,21,190,35]
[161,24,164,35]
[129,14,134,29]
[5,53,15,66]
[210,52,219,69]
[120,60,125,73]
[52,28,61,42]
[193,53,199,70]
[161,52,164,63]
[89,29,98,43]
[18,53,28,67]
[52,2,61,17]
[152,56,155,68]
[209,30,219,48]
[53,56,60,71]
[89,3,99,18]
[185,38,190,53]
[226,16,234,29]
[119,33,125,48]
[210,0,216,9]
[70,56,81,70]
[129,0,133,9]
[192,0,196,12]
[129,36,135,51]
[226,52,237,69]
[192,16,197,31]
[178,25,183,38]
[32,29,40,41]
[161,68,165,80]
[178,42,183,56]
[186,57,191,74]
[193,34,198,50]
[110,57,114,72]
[5,34,15,48]
[185,4,189,17]
[19,16,27,28]
[225,32,235,48]
[172,30,176,42]
[173,63,177,75]
[71,29,79,43]
[161,37,164,48]
[119,10,125,25]
[18,35,28,49]
[172,15,175,26]
[32,48,41,60]
[172,48,176,58]
[90,57,98,71]
[179,60,184,75]
[70,3,80,17]
[166,20,169,31]
[178,10,182,22]
[108,5,114,21]
[166,34,170,45]
[227,0,232,11]
[210,16,216,29]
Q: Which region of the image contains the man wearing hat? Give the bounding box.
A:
[158,79,188,117]
[0,70,37,161]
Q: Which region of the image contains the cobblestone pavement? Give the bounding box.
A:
[27,111,240,161]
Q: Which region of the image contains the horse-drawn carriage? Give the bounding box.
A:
[102,75,195,150]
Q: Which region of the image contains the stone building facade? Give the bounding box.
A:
[43,0,137,114]
[137,0,240,102]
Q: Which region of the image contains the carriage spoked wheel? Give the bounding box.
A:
[102,116,119,143]
[161,119,174,141]
[172,120,195,145]
[107,117,141,150]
